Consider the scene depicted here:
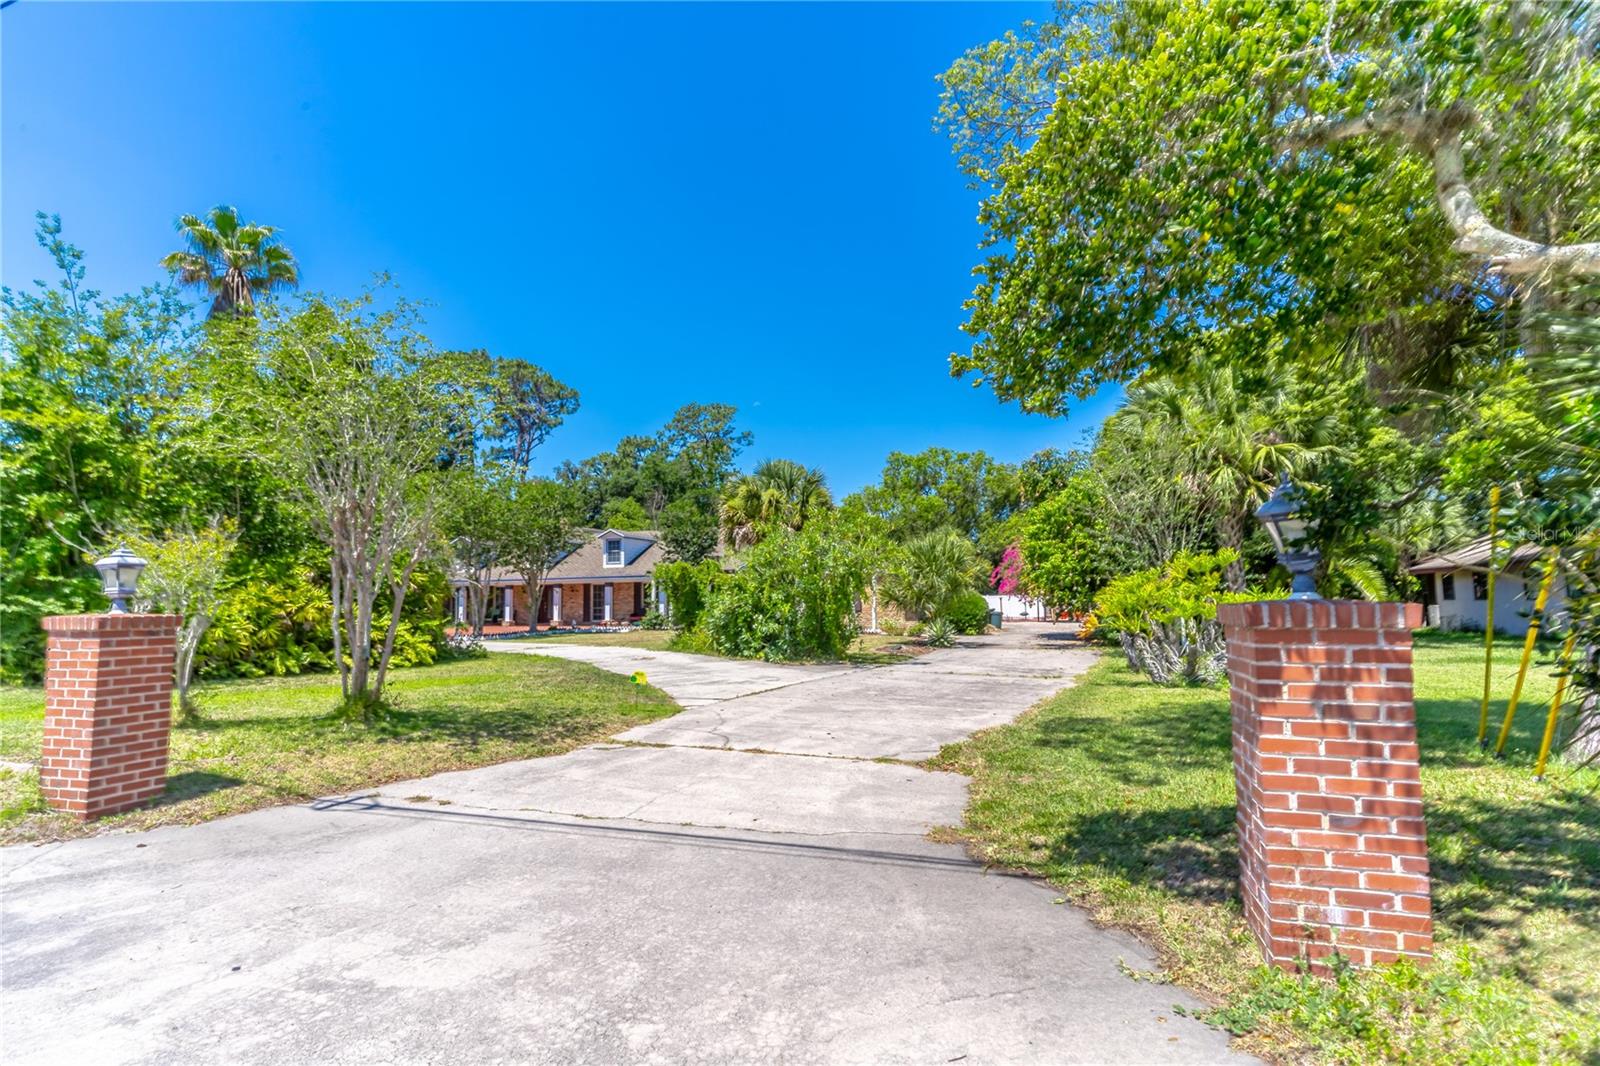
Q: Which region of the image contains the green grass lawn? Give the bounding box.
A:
[928,632,1600,1064]
[0,653,677,845]
[505,628,677,649]
[507,626,922,665]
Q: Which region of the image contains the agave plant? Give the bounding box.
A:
[922,617,957,648]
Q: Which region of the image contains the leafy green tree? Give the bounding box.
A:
[484,359,579,476]
[887,527,983,621]
[1017,447,1085,505]
[938,1,1599,410]
[0,215,216,679]
[495,479,585,634]
[658,402,754,495]
[1017,476,1107,614]
[556,403,753,526]
[125,524,237,722]
[1112,360,1335,589]
[160,206,298,319]
[440,468,510,638]
[658,495,720,562]
[556,434,666,522]
[701,519,867,661]
[600,496,651,531]
[205,291,481,712]
[720,459,832,549]
[849,448,1020,545]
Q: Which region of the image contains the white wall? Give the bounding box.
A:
[1432,569,1569,636]
[984,594,1050,621]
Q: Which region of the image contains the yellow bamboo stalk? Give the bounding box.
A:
[1494,550,1560,758]
[1477,486,1501,749]
[1534,631,1580,780]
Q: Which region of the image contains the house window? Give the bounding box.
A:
[591,584,612,621]
[604,538,623,566]
[1472,573,1488,601]
[1441,574,1455,601]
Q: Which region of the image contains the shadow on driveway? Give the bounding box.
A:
[311,794,1010,876]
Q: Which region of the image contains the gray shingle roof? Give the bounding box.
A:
[546,531,663,581]
[457,529,665,586]
[1408,536,1547,574]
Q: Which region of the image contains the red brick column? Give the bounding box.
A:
[40,614,180,819]
[1218,600,1432,970]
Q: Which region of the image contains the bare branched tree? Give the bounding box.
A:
[208,293,483,713]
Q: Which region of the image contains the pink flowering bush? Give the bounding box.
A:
[990,542,1025,595]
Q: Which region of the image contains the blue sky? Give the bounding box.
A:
[2,1,1116,493]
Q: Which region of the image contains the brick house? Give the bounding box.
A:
[451,529,667,628]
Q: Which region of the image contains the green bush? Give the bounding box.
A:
[1208,948,1594,1064]
[943,590,991,634]
[639,607,669,630]
[199,563,334,679]
[667,625,717,656]
[1084,549,1264,685]
[701,521,867,661]
[0,573,98,684]
[197,560,446,679]
[654,559,721,631]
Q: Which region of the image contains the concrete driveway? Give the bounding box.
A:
[1,624,1251,1065]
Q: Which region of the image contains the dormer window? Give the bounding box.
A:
[604,538,624,566]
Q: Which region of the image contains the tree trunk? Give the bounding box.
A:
[372,553,421,701]
[525,576,542,634]
[469,575,491,638]
[1560,646,1600,765]
[1218,509,1247,592]
[349,582,373,701]
[174,614,210,723]
[329,558,349,700]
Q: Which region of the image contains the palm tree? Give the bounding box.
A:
[161,206,298,318]
[886,527,981,620]
[1115,362,1335,591]
[719,459,832,549]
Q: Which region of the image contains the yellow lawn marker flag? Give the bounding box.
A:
[1534,632,1580,781]
[1494,549,1560,758]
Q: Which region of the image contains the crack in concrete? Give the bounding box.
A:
[611,739,923,768]
[373,795,938,840]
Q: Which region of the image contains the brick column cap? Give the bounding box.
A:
[1217,600,1422,630]
[42,613,182,635]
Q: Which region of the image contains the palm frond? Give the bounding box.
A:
[162,206,298,316]
[1325,554,1391,601]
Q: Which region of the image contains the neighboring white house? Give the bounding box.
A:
[1408,537,1569,637]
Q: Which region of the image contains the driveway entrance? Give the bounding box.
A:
[1,625,1250,1064]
